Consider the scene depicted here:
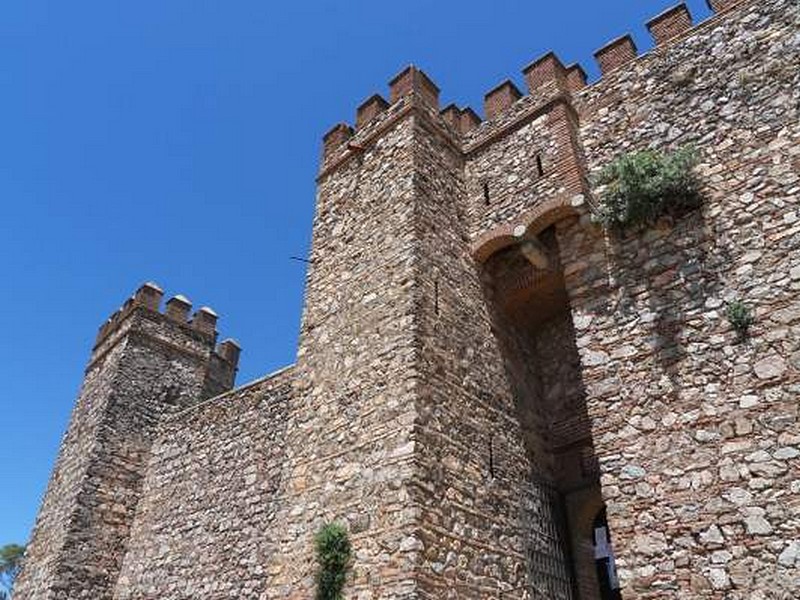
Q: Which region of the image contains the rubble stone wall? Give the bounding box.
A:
[16,298,238,600]
[411,111,572,598]
[560,1,800,596]
[265,116,423,598]
[13,340,129,600]
[113,369,293,599]
[16,1,798,599]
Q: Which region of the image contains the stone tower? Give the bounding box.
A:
[259,59,604,597]
[261,65,581,596]
[14,284,240,600]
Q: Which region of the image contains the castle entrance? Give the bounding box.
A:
[593,508,623,600]
[480,225,616,600]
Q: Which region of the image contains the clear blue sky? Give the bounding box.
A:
[1,0,713,546]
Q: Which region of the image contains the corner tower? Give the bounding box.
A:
[15,283,240,600]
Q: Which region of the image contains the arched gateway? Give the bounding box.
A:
[476,213,618,600]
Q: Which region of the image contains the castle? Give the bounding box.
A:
[15,0,799,598]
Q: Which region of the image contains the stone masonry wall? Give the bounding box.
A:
[465,109,565,238]
[113,369,293,599]
[558,0,799,596]
[14,340,129,600]
[410,110,575,598]
[446,0,797,596]
[265,114,423,597]
[16,289,238,600]
[17,1,798,598]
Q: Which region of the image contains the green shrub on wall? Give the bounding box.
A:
[593,146,702,230]
[726,299,754,341]
[315,523,351,600]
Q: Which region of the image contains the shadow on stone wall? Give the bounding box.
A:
[604,204,731,401]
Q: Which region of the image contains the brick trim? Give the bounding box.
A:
[471,194,582,262]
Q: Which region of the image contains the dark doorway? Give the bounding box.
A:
[480,225,617,600]
[593,509,622,600]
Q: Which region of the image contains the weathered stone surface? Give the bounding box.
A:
[753,354,788,379]
[778,541,800,567]
[16,0,800,598]
[114,371,293,599]
[15,288,239,600]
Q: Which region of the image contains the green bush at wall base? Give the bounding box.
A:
[593,146,702,231]
[315,523,351,600]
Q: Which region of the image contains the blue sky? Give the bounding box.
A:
[0,0,713,546]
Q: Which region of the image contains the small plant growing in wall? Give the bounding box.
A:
[593,145,702,231]
[315,522,351,600]
[726,299,754,341]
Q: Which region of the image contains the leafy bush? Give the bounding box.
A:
[0,543,25,598]
[726,299,754,341]
[315,523,351,600]
[593,146,701,230]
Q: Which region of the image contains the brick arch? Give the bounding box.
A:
[471,193,582,263]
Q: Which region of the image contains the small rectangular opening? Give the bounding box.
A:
[536,154,544,177]
[489,435,495,478]
[483,182,490,205]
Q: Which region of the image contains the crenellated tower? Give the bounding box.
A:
[266,52,596,595]
[269,0,799,597]
[14,283,240,600]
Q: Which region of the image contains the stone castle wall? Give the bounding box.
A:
[13,340,130,600]
[15,287,239,600]
[267,114,424,597]
[112,369,293,599]
[409,102,565,597]
[16,0,799,598]
[563,0,800,595]
[312,0,799,596]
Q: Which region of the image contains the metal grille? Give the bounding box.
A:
[522,480,575,600]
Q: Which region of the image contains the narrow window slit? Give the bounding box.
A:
[536,154,545,177]
[483,182,491,205]
[489,435,495,478]
[434,279,439,315]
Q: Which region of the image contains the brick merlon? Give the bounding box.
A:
[484,80,523,120]
[216,338,241,366]
[192,306,218,336]
[165,295,192,323]
[356,94,390,129]
[522,51,567,92]
[706,0,744,13]
[594,34,638,77]
[440,103,461,130]
[322,123,353,160]
[565,63,588,92]
[459,107,482,134]
[647,3,693,47]
[388,65,440,108]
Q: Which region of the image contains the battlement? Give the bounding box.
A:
[92,282,239,370]
[319,0,749,167]
[321,65,444,163]
[647,3,694,47]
